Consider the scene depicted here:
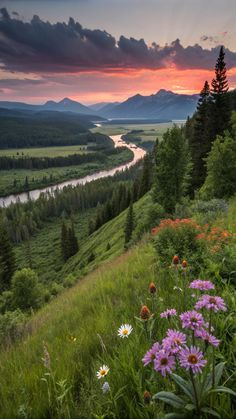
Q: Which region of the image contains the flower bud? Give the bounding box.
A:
[172,255,179,265]
[143,390,152,404]
[182,259,188,268]
[140,305,151,320]
[149,282,156,294]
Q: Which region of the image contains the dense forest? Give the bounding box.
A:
[0,112,110,149]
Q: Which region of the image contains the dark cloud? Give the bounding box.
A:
[0,8,236,74]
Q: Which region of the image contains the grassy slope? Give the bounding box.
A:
[0,196,235,418]
[15,194,151,283]
[0,195,153,418]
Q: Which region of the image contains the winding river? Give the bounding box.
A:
[0,135,146,208]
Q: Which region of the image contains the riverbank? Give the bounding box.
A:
[0,135,146,207]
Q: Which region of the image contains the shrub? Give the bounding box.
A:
[0,309,27,345]
[152,218,202,263]
[11,268,42,311]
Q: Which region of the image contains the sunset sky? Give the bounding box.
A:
[0,0,236,104]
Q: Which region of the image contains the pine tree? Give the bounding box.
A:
[189,81,212,190]
[211,46,231,137]
[124,202,134,247]
[61,222,69,261]
[139,154,152,197]
[0,222,15,290]
[70,222,78,255]
[153,126,191,213]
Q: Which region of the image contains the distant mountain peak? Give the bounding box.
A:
[155,89,174,96]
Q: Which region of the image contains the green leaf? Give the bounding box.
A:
[184,403,195,411]
[153,391,185,409]
[209,386,236,397]
[201,407,221,418]
[203,362,225,392]
[214,362,226,386]
[165,414,188,419]
[171,374,194,400]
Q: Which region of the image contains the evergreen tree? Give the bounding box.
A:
[201,132,236,199]
[124,202,134,246]
[153,126,191,213]
[139,154,152,197]
[0,222,15,290]
[189,81,211,190]
[69,222,79,255]
[61,222,69,261]
[24,176,29,191]
[211,46,231,137]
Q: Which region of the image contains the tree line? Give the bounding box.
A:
[0,115,112,149]
[0,161,143,244]
[0,146,130,170]
[152,46,236,213]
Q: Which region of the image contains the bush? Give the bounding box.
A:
[132,202,164,242]
[11,268,42,311]
[152,218,203,263]
[0,309,27,345]
[63,274,77,288]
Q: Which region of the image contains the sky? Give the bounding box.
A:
[0,0,236,104]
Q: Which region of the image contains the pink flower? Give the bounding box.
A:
[180,310,205,331]
[154,349,176,377]
[142,342,160,366]
[195,295,227,313]
[179,346,207,374]
[194,329,220,347]
[162,329,187,354]
[189,280,215,291]
[160,309,177,319]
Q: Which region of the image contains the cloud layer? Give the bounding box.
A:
[1,8,236,74]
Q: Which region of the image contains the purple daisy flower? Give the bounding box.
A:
[194,329,220,347]
[189,280,215,291]
[142,342,160,366]
[154,349,176,377]
[160,308,177,319]
[179,346,207,374]
[162,329,187,354]
[180,310,205,331]
[195,295,227,313]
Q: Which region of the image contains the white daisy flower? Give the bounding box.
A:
[96,365,109,380]
[118,324,133,338]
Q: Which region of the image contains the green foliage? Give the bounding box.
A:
[124,202,135,246]
[189,80,212,190]
[61,221,79,262]
[11,268,42,311]
[0,309,26,345]
[152,126,191,213]
[201,133,236,199]
[0,221,15,290]
[152,220,202,263]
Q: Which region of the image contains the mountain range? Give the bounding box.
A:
[0,90,199,120]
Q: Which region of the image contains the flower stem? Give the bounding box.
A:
[190,370,200,416]
[212,346,215,388]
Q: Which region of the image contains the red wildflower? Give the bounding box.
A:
[149,282,156,294]
[172,255,179,265]
[140,305,151,320]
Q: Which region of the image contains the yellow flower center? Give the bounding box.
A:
[173,338,181,344]
[122,329,129,335]
[101,370,106,376]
